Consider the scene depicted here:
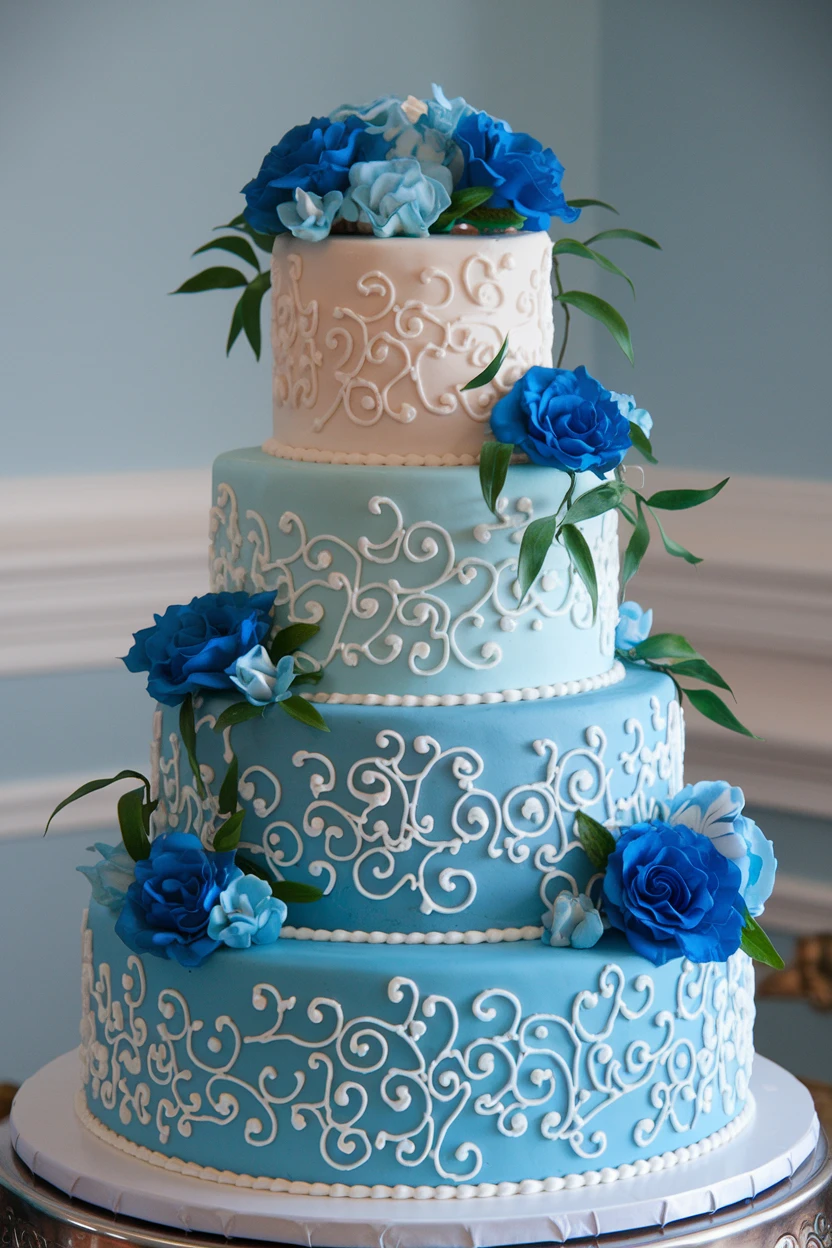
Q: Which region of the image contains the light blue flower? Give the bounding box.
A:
[207,872,288,949]
[77,842,135,913]
[276,188,343,241]
[668,781,777,918]
[342,159,452,238]
[542,892,603,949]
[226,646,295,708]
[428,84,473,136]
[615,601,653,650]
[611,390,653,439]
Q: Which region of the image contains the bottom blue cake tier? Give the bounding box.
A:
[80,902,755,1198]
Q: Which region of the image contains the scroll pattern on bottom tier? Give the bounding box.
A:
[151,695,684,928]
[79,912,754,1192]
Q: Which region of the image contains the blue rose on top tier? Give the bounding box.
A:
[342,159,452,237]
[603,821,745,966]
[491,365,632,475]
[115,833,238,967]
[454,111,580,232]
[123,591,275,706]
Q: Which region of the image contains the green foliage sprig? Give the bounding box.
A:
[431,188,527,234]
[212,622,328,737]
[44,769,156,862]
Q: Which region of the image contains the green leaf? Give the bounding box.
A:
[668,658,733,695]
[552,239,634,297]
[646,505,703,565]
[117,787,152,862]
[213,808,245,853]
[628,421,657,464]
[268,622,320,663]
[44,769,153,835]
[582,228,661,250]
[272,880,325,904]
[226,290,246,355]
[462,205,527,230]
[616,499,638,526]
[219,216,276,254]
[479,440,514,516]
[646,478,728,510]
[193,236,260,271]
[432,186,494,232]
[562,480,627,526]
[171,266,248,295]
[684,688,761,739]
[622,496,650,586]
[575,810,617,871]
[280,696,330,732]
[290,668,324,687]
[239,270,271,360]
[218,753,239,817]
[560,523,598,620]
[555,291,634,364]
[213,701,266,735]
[630,633,703,663]
[741,909,785,970]
[517,514,558,601]
[179,694,206,799]
[461,335,509,391]
[566,198,619,214]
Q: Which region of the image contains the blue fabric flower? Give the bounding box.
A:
[342,159,452,238]
[454,111,580,232]
[542,892,603,949]
[668,782,777,918]
[207,873,287,949]
[490,365,631,475]
[603,821,745,966]
[123,591,275,707]
[611,390,653,439]
[615,601,653,650]
[242,116,385,235]
[276,188,343,241]
[115,832,238,967]
[226,646,296,708]
[77,842,135,913]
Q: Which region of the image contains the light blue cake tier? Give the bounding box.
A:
[209,448,620,699]
[80,903,754,1196]
[152,665,683,937]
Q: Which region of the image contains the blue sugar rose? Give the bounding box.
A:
[276,188,343,241]
[115,832,237,967]
[668,782,777,918]
[330,92,462,180]
[342,159,452,238]
[227,645,296,708]
[207,873,288,949]
[242,116,385,235]
[123,591,275,707]
[615,601,653,650]
[427,84,473,137]
[454,111,580,232]
[77,842,135,913]
[603,821,745,966]
[542,891,603,949]
[490,365,631,475]
[610,390,653,439]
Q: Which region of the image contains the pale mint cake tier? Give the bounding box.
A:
[81,903,754,1196]
[210,449,620,700]
[152,665,682,937]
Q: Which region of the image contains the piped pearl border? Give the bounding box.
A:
[263,438,479,467]
[281,925,544,945]
[76,1091,754,1201]
[300,661,625,708]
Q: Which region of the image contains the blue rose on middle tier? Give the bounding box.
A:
[491,365,632,475]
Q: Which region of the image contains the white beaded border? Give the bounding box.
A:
[300,661,626,708]
[281,924,544,945]
[76,1091,754,1201]
[262,438,478,467]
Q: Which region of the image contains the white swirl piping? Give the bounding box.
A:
[280,925,544,945]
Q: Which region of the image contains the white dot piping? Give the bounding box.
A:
[263,438,479,467]
[280,925,544,945]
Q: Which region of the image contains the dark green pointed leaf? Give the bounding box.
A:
[171,266,248,295]
[561,523,598,620]
[741,909,784,969]
[462,205,526,230]
[622,496,650,586]
[268,622,320,663]
[44,769,153,835]
[616,499,638,525]
[462,335,509,390]
[566,198,619,214]
[575,810,617,871]
[647,478,729,511]
[226,290,246,355]
[562,480,627,525]
[290,668,324,687]
[193,236,260,271]
[234,852,272,884]
[555,291,634,364]
[479,440,514,516]
[432,186,494,232]
[117,787,152,862]
[552,239,635,297]
[628,421,657,464]
[280,696,330,732]
[272,880,325,904]
[239,270,271,361]
[213,700,266,735]
[630,633,702,663]
[219,216,276,254]
[668,658,733,695]
[179,694,206,799]
[646,505,703,565]
[517,513,559,601]
[213,808,245,853]
[582,228,661,250]
[218,753,239,817]
[684,688,761,739]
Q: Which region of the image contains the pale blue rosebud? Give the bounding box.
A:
[207,872,288,948]
[611,390,653,439]
[342,158,452,238]
[542,891,604,949]
[77,842,135,913]
[276,188,343,242]
[615,601,653,650]
[226,645,295,707]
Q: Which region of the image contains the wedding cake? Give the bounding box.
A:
[63,88,781,1202]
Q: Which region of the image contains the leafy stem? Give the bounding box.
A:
[552,255,570,368]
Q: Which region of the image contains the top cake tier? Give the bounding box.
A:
[265,232,554,465]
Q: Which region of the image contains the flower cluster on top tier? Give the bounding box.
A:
[243,85,579,241]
